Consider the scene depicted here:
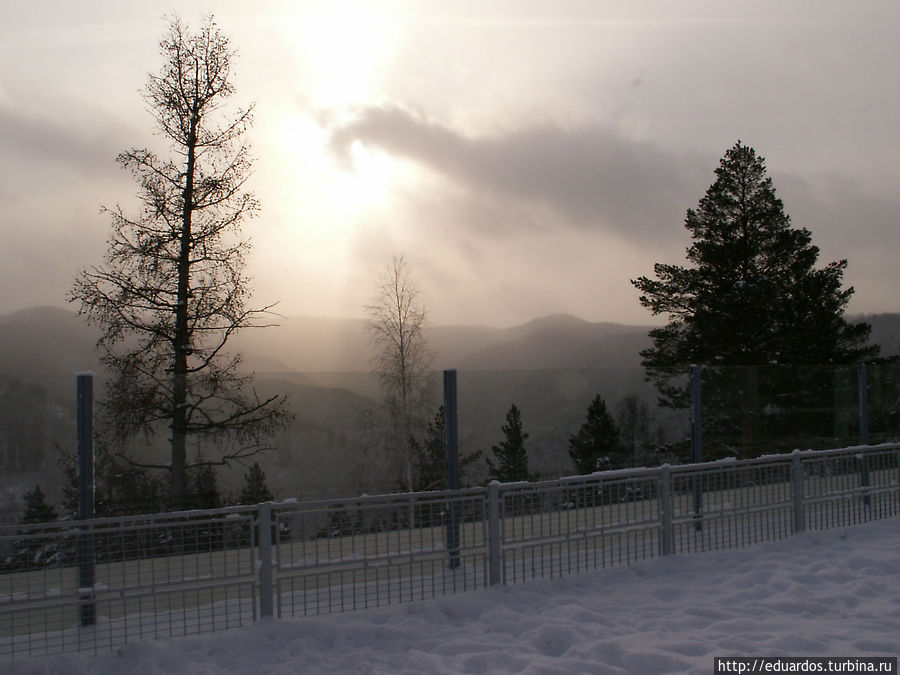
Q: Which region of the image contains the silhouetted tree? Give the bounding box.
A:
[632,142,877,457]
[487,404,536,482]
[238,461,273,504]
[409,407,482,490]
[615,394,656,467]
[59,442,165,517]
[187,460,221,510]
[632,141,875,396]
[69,16,289,508]
[365,255,435,493]
[569,395,623,473]
[23,485,58,524]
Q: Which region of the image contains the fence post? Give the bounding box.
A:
[659,464,673,556]
[444,369,461,569]
[790,450,805,533]
[258,502,274,619]
[857,452,871,512]
[76,372,96,627]
[858,363,869,446]
[690,365,703,531]
[488,481,501,585]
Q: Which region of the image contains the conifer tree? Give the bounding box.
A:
[23,484,58,524]
[632,141,875,406]
[487,404,536,483]
[188,461,221,510]
[238,461,273,504]
[568,395,623,474]
[632,141,877,456]
[409,407,482,491]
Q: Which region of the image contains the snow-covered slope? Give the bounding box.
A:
[7,518,898,674]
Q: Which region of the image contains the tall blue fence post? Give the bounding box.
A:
[690,365,703,531]
[488,481,501,585]
[444,369,460,569]
[258,502,274,618]
[76,372,96,626]
[858,363,869,446]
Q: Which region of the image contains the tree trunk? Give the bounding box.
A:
[171,110,198,510]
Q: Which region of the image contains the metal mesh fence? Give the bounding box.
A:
[498,471,662,584]
[271,490,488,618]
[0,508,257,657]
[2,443,898,659]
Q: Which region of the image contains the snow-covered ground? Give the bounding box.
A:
[6,518,898,674]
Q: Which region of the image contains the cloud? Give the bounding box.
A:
[327,102,710,244]
[0,103,129,181]
[325,102,899,322]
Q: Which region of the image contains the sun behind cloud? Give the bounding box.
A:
[284,4,402,106]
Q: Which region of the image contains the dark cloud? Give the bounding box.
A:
[327,102,710,244]
[0,103,139,188]
[327,103,899,321]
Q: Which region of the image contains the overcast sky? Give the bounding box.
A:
[1,1,898,327]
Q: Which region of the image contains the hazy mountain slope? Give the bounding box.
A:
[861,313,900,357]
[0,306,100,376]
[452,313,652,370]
[2,308,897,377]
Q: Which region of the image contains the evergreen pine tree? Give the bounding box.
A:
[187,462,221,510]
[239,462,274,505]
[23,484,58,524]
[58,442,164,517]
[411,407,447,491]
[486,404,536,483]
[568,395,623,473]
[631,142,877,457]
[410,407,483,491]
[633,141,875,393]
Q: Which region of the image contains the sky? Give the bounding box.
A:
[1,1,898,327]
[6,519,899,673]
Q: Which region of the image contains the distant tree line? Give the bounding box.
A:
[16,450,276,526]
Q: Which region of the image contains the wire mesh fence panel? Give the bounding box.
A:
[0,508,258,658]
[802,446,900,530]
[4,444,900,659]
[669,457,795,554]
[271,490,488,618]
[498,471,662,584]
[868,362,900,445]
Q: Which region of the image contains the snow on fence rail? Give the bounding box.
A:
[2,443,898,659]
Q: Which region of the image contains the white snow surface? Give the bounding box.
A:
[7,519,899,674]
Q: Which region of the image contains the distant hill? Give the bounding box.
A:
[1,307,897,377]
[859,314,900,357]
[225,312,658,372]
[1,306,898,507]
[0,306,100,377]
[445,313,652,370]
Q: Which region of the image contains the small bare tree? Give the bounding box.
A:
[615,394,655,467]
[365,255,435,493]
[69,16,289,508]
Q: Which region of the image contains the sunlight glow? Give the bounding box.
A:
[289,5,402,105]
[325,140,399,213]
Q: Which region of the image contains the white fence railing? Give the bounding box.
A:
[2,443,899,658]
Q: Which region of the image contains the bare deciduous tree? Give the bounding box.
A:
[615,394,655,467]
[364,255,435,493]
[69,15,289,508]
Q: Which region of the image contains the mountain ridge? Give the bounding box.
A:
[0,306,897,377]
